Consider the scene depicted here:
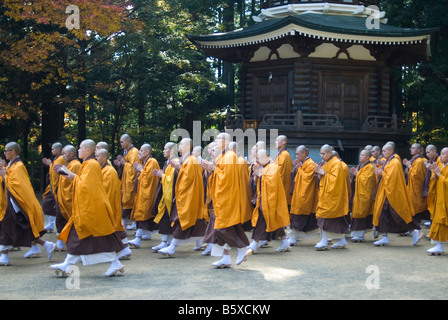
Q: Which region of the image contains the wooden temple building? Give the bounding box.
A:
[190,0,438,164]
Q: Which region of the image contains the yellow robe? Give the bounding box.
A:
[407,156,428,215]
[121,147,139,210]
[56,159,81,221]
[5,159,44,238]
[212,150,245,229]
[0,176,7,222]
[373,156,415,226]
[428,164,448,241]
[130,158,160,221]
[102,164,125,232]
[427,157,443,219]
[316,156,348,219]
[237,156,253,224]
[175,155,204,231]
[275,149,293,205]
[290,157,318,215]
[351,162,376,219]
[49,155,66,198]
[59,158,117,242]
[154,162,175,224]
[252,162,290,232]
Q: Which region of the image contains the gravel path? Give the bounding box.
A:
[0,223,446,301]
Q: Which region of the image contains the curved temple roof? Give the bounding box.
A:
[190,13,438,49]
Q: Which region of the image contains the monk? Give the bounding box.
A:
[403,143,429,223]
[53,145,81,251]
[349,149,377,242]
[50,139,125,277]
[152,142,176,252]
[158,138,206,257]
[288,145,319,245]
[42,142,65,232]
[95,148,131,260]
[0,142,55,265]
[426,147,448,255]
[372,143,421,246]
[200,141,218,256]
[201,133,250,268]
[274,135,293,206]
[424,144,442,224]
[247,149,290,255]
[114,134,139,230]
[229,141,253,229]
[128,144,160,248]
[314,144,349,250]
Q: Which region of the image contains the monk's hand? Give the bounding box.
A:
[170,159,181,170]
[293,158,302,168]
[375,167,383,176]
[350,166,358,176]
[201,160,215,172]
[403,158,411,169]
[0,167,5,178]
[42,157,52,167]
[314,164,325,176]
[432,163,441,177]
[153,169,163,177]
[133,162,143,172]
[53,163,63,173]
[253,164,262,177]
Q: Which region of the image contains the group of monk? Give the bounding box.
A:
[0,132,447,277]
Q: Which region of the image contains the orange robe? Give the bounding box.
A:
[316,156,348,219]
[130,157,160,222]
[59,158,117,242]
[275,149,293,205]
[406,156,428,215]
[121,147,139,210]
[5,158,44,238]
[351,162,376,219]
[0,176,7,222]
[56,159,81,221]
[237,156,253,224]
[154,162,175,224]
[427,157,443,219]
[212,150,244,229]
[341,161,351,200]
[101,164,125,232]
[252,162,290,232]
[175,155,204,231]
[49,155,66,198]
[373,156,415,227]
[290,157,318,215]
[428,164,448,241]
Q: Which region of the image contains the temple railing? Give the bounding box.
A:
[226,112,409,134]
[362,115,411,133]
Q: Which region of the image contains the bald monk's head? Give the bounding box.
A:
[51,142,63,157]
[320,144,333,162]
[120,134,132,150]
[79,139,96,161]
[62,145,77,162]
[256,149,270,166]
[95,148,109,167]
[440,147,448,165]
[178,138,193,157]
[4,142,20,161]
[295,145,309,162]
[275,135,287,150]
[163,142,176,159]
[426,144,438,162]
[96,141,109,151]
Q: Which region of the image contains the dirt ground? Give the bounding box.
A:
[0,219,446,302]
